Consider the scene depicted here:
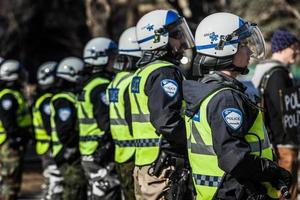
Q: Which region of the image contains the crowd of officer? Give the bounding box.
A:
[0,8,298,200]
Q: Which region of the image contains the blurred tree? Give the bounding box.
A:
[0,0,299,83]
[0,0,90,83]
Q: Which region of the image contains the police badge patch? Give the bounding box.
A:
[43,103,51,115]
[58,108,72,122]
[100,92,109,105]
[160,79,178,98]
[222,108,243,130]
[1,99,12,110]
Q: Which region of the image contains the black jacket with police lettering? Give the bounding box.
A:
[261,65,295,145]
[141,59,187,155]
[183,72,276,199]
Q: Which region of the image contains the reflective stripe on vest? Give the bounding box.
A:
[0,89,32,145]
[32,93,52,155]
[50,92,76,157]
[77,77,110,155]
[185,88,278,200]
[129,61,173,166]
[108,71,136,163]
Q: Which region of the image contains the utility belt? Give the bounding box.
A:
[148,150,191,200]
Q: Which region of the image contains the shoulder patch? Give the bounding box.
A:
[43,103,51,115]
[108,88,119,103]
[58,108,72,122]
[131,76,141,94]
[222,108,243,130]
[192,111,200,122]
[1,99,12,110]
[100,92,109,105]
[160,79,178,97]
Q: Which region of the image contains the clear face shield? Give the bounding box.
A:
[157,17,195,53]
[113,54,140,71]
[234,22,266,60]
[84,48,118,66]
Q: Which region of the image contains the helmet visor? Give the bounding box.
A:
[236,23,266,60]
[113,54,129,71]
[166,17,195,51]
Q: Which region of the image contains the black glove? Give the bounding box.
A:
[260,158,292,189]
[93,141,114,165]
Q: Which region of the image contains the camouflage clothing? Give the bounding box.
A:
[0,141,24,200]
[115,160,135,200]
[59,159,87,200]
[81,158,121,200]
[40,152,63,200]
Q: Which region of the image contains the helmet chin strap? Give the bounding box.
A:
[226,64,249,75]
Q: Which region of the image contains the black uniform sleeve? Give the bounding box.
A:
[124,87,132,135]
[145,66,186,147]
[90,84,110,133]
[207,90,256,173]
[53,98,77,147]
[39,97,52,135]
[0,93,20,137]
[264,70,293,144]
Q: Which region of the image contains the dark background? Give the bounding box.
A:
[0,0,299,83]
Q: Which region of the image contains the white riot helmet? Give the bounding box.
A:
[83,37,118,66]
[56,57,84,82]
[119,27,142,57]
[195,12,266,59]
[193,12,266,76]
[37,61,57,87]
[114,27,142,71]
[0,59,23,81]
[136,10,194,51]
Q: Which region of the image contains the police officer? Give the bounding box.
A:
[129,10,194,200]
[183,12,292,199]
[79,37,121,200]
[33,61,64,200]
[107,26,141,200]
[0,59,31,200]
[50,57,87,200]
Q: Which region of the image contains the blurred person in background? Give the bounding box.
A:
[79,37,121,200]
[33,61,64,200]
[129,9,195,200]
[252,29,300,199]
[107,26,142,200]
[50,57,87,200]
[0,59,32,200]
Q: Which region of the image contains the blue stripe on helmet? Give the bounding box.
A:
[239,18,245,28]
[137,35,155,44]
[196,39,240,50]
[119,48,141,52]
[109,41,118,49]
[165,10,179,25]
